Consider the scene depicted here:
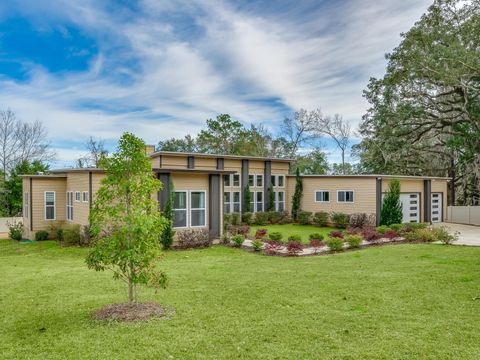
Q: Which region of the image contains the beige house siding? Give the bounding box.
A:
[162,155,188,169]
[195,157,217,170]
[66,172,90,226]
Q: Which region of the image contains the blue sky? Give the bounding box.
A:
[0,0,432,166]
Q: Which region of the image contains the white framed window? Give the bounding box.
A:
[256,174,263,187]
[250,191,255,212]
[173,191,188,228]
[248,175,254,187]
[23,192,29,218]
[232,174,240,187]
[190,191,206,227]
[66,191,74,221]
[74,191,81,202]
[44,191,56,220]
[223,174,231,187]
[315,191,330,203]
[337,190,354,203]
[82,191,89,203]
[224,191,241,213]
[256,191,263,212]
[271,175,285,188]
[275,191,285,212]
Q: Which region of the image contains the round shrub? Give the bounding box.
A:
[255,229,268,239]
[309,232,324,241]
[297,211,312,225]
[287,234,302,242]
[312,211,329,227]
[376,225,391,234]
[326,237,344,251]
[286,240,303,256]
[8,221,23,241]
[329,230,344,239]
[268,232,283,241]
[345,234,363,248]
[231,234,245,247]
[252,239,263,252]
[35,230,49,241]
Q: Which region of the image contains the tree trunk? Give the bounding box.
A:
[128,277,135,305]
[341,150,345,175]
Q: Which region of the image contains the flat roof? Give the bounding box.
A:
[49,168,104,173]
[150,150,294,162]
[153,168,235,175]
[289,174,451,180]
[20,174,67,178]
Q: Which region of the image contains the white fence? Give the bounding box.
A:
[447,206,480,226]
[0,217,22,233]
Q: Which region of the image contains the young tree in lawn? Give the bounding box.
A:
[86,133,168,305]
[291,167,303,220]
[380,179,403,226]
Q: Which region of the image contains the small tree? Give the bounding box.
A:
[268,185,275,211]
[244,184,252,213]
[291,168,303,220]
[161,179,175,250]
[86,133,168,305]
[380,179,403,225]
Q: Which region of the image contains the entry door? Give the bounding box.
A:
[399,193,420,223]
[431,193,442,223]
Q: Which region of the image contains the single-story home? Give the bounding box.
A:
[21,146,449,240]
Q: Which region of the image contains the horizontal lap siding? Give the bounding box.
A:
[383,179,423,194]
[66,172,90,226]
[287,177,377,215]
[271,162,289,173]
[195,157,217,170]
[31,178,67,236]
[162,155,188,169]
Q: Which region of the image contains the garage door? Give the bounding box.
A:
[431,193,442,223]
[400,193,420,223]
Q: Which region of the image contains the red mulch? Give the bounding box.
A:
[93,302,173,323]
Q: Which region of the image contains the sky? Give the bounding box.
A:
[0,0,432,166]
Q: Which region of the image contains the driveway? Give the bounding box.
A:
[434,223,480,246]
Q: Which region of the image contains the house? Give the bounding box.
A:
[21,147,449,240]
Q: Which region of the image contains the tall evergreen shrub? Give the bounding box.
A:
[291,168,303,221]
[380,179,403,225]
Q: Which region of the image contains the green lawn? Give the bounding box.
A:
[250,223,339,243]
[1,240,480,359]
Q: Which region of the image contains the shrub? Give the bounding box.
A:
[383,230,400,239]
[286,240,303,256]
[79,225,92,246]
[298,211,312,225]
[288,234,302,242]
[278,211,292,225]
[268,232,283,241]
[345,234,363,248]
[175,228,210,249]
[312,211,329,227]
[376,225,391,234]
[252,239,263,252]
[227,225,250,237]
[35,230,49,241]
[403,228,435,242]
[361,229,381,242]
[231,212,241,226]
[242,212,253,225]
[8,220,23,241]
[63,224,81,246]
[223,213,232,229]
[349,213,375,229]
[331,212,349,229]
[405,222,428,230]
[389,223,403,232]
[432,226,459,245]
[326,237,344,251]
[255,229,268,239]
[329,230,344,239]
[231,234,245,247]
[267,211,282,224]
[380,178,403,225]
[264,241,282,255]
[291,168,303,220]
[56,228,64,242]
[254,212,269,226]
[309,232,324,241]
[309,239,324,253]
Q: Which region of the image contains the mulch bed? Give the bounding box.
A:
[93,302,174,323]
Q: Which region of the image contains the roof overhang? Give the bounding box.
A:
[153,168,235,175]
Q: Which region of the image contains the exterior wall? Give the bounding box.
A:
[161,155,188,169]
[23,177,67,239]
[288,177,377,215]
[66,172,90,226]
[195,157,217,170]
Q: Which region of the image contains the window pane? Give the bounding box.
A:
[174,192,187,209]
[233,191,240,202]
[45,192,55,205]
[271,176,276,186]
[173,210,187,227]
[278,203,284,212]
[256,175,263,187]
[233,204,241,213]
[248,175,254,187]
[46,206,55,220]
[224,192,231,202]
[278,176,284,187]
[191,209,205,226]
[338,191,345,202]
[191,192,205,209]
[325,192,330,202]
[256,202,263,212]
[225,204,231,214]
[277,191,284,201]
[346,191,354,202]
[223,175,230,187]
[233,174,240,187]
[256,191,263,202]
[316,192,322,202]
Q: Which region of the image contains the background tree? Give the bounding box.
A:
[356,0,480,205]
[291,168,303,220]
[158,134,199,153]
[293,148,329,174]
[76,137,108,168]
[160,179,175,250]
[86,133,168,305]
[380,179,403,225]
[280,109,318,158]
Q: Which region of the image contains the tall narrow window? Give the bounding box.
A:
[277,175,284,187]
[82,191,89,203]
[23,192,29,218]
[256,174,263,187]
[173,191,187,228]
[248,175,254,187]
[232,191,241,213]
[75,191,81,202]
[233,174,240,187]
[67,191,74,221]
[275,191,285,212]
[224,192,231,214]
[250,191,254,212]
[256,191,263,212]
[45,191,55,220]
[223,174,231,187]
[190,191,206,227]
[271,176,276,187]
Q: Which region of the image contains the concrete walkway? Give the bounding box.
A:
[434,222,480,246]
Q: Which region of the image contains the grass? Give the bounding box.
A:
[1,240,480,359]
[250,223,339,243]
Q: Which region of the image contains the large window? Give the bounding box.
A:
[224,173,241,188]
[67,191,74,221]
[23,192,29,218]
[256,174,263,187]
[271,175,285,188]
[190,191,206,227]
[45,191,56,220]
[275,191,285,212]
[315,191,330,202]
[224,191,240,213]
[173,191,188,228]
[337,190,354,203]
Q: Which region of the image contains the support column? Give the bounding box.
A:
[376,177,382,226]
[241,160,249,213]
[209,174,221,239]
[424,179,432,223]
[158,173,170,212]
[264,160,272,211]
[216,158,224,170]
